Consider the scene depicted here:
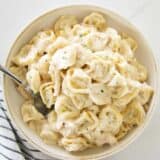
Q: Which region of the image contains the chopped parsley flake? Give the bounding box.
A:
[62,56,66,59]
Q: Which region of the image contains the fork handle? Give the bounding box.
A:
[0,64,23,85]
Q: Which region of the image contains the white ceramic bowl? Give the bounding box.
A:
[2,5,159,160]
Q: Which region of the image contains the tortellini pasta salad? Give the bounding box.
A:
[10,12,153,152]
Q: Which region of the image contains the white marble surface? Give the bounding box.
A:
[0,0,160,159]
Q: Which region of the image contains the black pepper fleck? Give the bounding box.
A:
[43,51,47,55]
[100,89,104,93]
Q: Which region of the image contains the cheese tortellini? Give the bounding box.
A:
[26,68,41,93]
[83,12,107,31]
[54,15,78,37]
[40,82,56,108]
[11,12,153,152]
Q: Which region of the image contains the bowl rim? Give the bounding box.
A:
[2,4,159,160]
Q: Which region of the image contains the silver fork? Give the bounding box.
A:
[0,64,53,116]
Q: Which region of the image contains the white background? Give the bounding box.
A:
[0,0,160,159]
